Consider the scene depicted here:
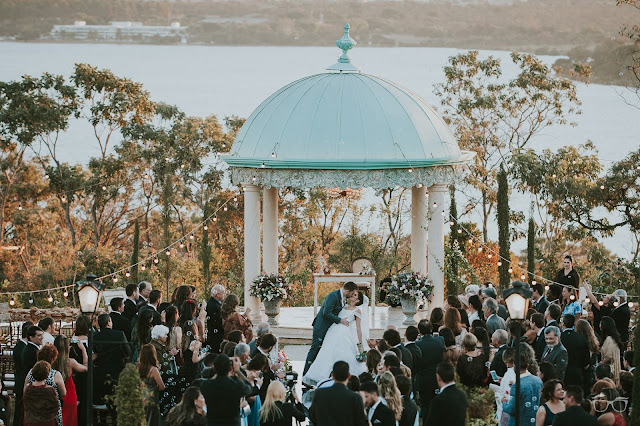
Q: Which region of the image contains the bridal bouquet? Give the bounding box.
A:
[250,273,292,301]
[382,271,433,305]
[355,343,367,362]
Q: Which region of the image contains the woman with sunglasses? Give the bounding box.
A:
[591,388,627,426]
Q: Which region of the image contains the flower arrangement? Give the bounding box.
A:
[381,271,433,305]
[250,273,292,301]
[277,349,290,372]
[355,343,367,362]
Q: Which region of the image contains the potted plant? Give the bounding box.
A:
[250,273,292,325]
[115,363,146,426]
[382,271,433,325]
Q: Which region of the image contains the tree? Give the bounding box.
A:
[435,51,583,242]
[617,0,640,108]
[115,363,145,426]
[497,165,510,288]
[447,185,460,295]
[199,200,212,295]
[131,220,139,283]
[527,208,535,284]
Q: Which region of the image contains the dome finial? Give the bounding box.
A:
[327,22,360,72]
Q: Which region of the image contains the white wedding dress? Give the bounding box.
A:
[303,307,368,384]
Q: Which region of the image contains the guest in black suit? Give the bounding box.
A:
[136,289,162,326]
[490,329,508,378]
[610,289,631,345]
[109,297,132,341]
[531,313,547,361]
[94,313,131,407]
[383,328,413,370]
[310,360,368,426]
[359,381,396,426]
[403,326,422,377]
[123,283,139,321]
[544,303,562,329]
[395,375,419,426]
[21,325,43,376]
[205,283,225,353]
[426,362,468,426]
[12,321,33,426]
[199,354,253,426]
[541,326,568,381]
[560,314,590,387]
[550,385,597,426]
[532,283,550,314]
[137,280,152,307]
[414,320,445,421]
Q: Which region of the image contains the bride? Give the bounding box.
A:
[303,291,369,385]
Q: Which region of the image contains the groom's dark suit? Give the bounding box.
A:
[304,289,344,375]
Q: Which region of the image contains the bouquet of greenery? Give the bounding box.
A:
[250,273,292,301]
[381,271,433,305]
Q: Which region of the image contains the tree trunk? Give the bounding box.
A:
[482,189,489,243]
[200,201,212,296]
[131,220,140,283]
[162,173,172,297]
[447,185,459,296]
[497,166,511,288]
[527,215,535,284]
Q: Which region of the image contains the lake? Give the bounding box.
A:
[2,42,638,256]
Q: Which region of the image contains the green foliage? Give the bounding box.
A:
[527,214,535,283]
[115,363,145,426]
[200,200,212,296]
[444,240,480,296]
[497,165,510,288]
[447,185,460,295]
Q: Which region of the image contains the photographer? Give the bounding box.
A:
[259,381,306,426]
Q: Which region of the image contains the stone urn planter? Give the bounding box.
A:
[263,298,282,326]
[400,296,418,326]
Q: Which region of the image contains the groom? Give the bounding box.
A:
[304,281,359,375]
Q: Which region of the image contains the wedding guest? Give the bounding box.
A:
[490,329,509,378]
[93,313,130,413]
[359,381,396,426]
[456,333,488,388]
[366,349,382,377]
[382,329,413,370]
[440,327,461,366]
[610,289,631,345]
[395,374,418,426]
[249,322,270,357]
[182,319,206,384]
[52,335,87,426]
[377,372,403,423]
[200,354,253,426]
[502,346,543,426]
[541,326,568,381]
[173,285,193,314]
[123,283,140,321]
[138,344,165,425]
[12,321,33,426]
[555,255,580,292]
[467,295,483,324]
[429,307,444,330]
[206,284,226,354]
[583,283,611,337]
[109,297,132,341]
[415,320,444,420]
[600,316,624,385]
[22,361,59,426]
[258,381,306,426]
[537,361,558,384]
[560,314,590,388]
[484,298,507,335]
[532,283,550,314]
[138,281,152,306]
[535,379,565,426]
[38,317,56,346]
[561,287,581,318]
[591,388,627,426]
[165,386,207,426]
[551,385,597,426]
[575,319,599,392]
[164,306,182,366]
[25,345,66,426]
[221,294,253,342]
[132,309,154,362]
[426,362,468,426]
[69,316,90,425]
[443,307,467,345]
[403,326,422,376]
[150,325,176,374]
[497,348,517,424]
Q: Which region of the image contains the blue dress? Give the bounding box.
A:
[502,374,543,426]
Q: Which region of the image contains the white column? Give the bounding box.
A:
[411,185,428,275]
[262,187,279,274]
[427,183,447,309]
[243,183,262,323]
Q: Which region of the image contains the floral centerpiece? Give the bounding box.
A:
[250,273,292,301]
[382,271,433,326]
[250,273,292,325]
[381,271,433,305]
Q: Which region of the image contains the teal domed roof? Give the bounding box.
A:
[224,23,473,189]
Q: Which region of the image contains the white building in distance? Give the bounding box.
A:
[50,21,187,41]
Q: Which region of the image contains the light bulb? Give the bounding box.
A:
[18,204,22,211]
[252,176,256,182]
[233,196,238,202]
[189,234,195,240]
[545,285,550,291]
[213,216,218,222]
[417,183,423,188]
[113,277,118,283]
[154,258,159,263]
[125,271,130,277]
[468,239,473,244]
[271,152,276,158]
[477,247,483,253]
[203,224,208,230]
[449,221,455,226]
[47,295,53,303]
[181,164,185,169]
[532,280,537,285]
[223,206,228,212]
[63,290,69,298]
[141,265,146,271]
[598,301,604,306]
[102,185,107,190]
[29,296,33,304]
[261,163,265,168]
[165,250,171,256]
[9,299,15,306]
[497,261,502,266]
[600,185,605,190]
[629,302,634,308]
[508,268,513,273]
[61,196,67,203]
[457,229,462,234]
[488,254,493,259]
[570,294,575,300]
[614,301,619,307]
[408,168,413,173]
[521,274,526,280]
[179,243,185,248]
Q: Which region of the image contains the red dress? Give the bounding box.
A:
[61,375,78,426]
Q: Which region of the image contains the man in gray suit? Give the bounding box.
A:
[304,281,358,376]
[540,325,568,381]
[483,297,507,335]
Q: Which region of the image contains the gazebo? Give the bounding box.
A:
[223,24,474,323]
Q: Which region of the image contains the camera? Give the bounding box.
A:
[285,370,298,386]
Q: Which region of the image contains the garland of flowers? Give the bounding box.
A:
[249,273,293,301]
[381,271,433,305]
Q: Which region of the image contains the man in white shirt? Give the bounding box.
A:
[37,317,56,345]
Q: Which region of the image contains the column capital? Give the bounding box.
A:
[427,183,449,193]
[242,183,260,193]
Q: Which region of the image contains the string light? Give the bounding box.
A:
[552,174,557,178]
[449,221,455,226]
[61,196,67,203]
[630,302,634,308]
[600,185,605,190]
[271,152,276,158]
[488,254,493,259]
[223,206,228,212]
[532,280,537,285]
[457,229,462,234]
[102,185,107,190]
[417,183,423,188]
[477,247,483,253]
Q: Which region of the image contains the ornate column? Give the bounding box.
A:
[427,183,448,309]
[243,183,262,323]
[411,185,428,275]
[262,187,279,274]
